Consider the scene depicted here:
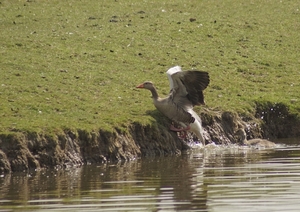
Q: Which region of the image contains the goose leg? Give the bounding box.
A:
[169,123,190,140]
[169,124,190,132]
[178,131,188,139]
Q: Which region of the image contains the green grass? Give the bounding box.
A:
[1,0,300,134]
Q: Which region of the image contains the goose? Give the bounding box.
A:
[235,128,276,148]
[136,66,210,146]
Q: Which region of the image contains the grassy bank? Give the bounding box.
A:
[1,0,300,134]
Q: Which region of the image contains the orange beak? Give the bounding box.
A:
[136,83,144,88]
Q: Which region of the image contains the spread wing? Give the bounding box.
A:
[180,70,210,105]
[166,66,210,106]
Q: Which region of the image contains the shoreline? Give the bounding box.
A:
[1,104,299,174]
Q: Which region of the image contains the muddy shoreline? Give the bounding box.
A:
[1,104,299,173]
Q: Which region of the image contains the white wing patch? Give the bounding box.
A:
[166,66,182,90]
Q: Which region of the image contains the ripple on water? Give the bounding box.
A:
[0,140,300,211]
[206,146,300,212]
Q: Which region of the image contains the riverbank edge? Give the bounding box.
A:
[1,102,299,173]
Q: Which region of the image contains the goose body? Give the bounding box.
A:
[136,66,210,145]
[236,129,276,148]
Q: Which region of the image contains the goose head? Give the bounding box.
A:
[136,81,159,99]
[136,81,155,90]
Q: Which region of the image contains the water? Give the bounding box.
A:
[0,139,300,212]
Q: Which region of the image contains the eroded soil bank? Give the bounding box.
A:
[1,103,300,173]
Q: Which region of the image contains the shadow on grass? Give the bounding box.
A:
[145,109,170,128]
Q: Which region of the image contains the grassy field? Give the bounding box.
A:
[1,0,300,134]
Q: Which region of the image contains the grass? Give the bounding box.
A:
[1,0,300,134]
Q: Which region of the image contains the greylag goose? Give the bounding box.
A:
[136,66,210,145]
[235,128,276,148]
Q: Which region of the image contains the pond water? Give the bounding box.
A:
[1,139,300,212]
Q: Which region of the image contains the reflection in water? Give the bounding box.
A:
[0,141,300,211]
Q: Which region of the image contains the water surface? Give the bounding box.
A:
[0,139,300,211]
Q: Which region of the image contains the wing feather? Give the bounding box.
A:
[162,66,210,124]
[179,70,210,105]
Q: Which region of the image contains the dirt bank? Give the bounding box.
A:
[1,104,299,173]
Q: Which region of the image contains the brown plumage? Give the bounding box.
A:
[177,70,210,105]
[235,128,276,148]
[136,66,210,145]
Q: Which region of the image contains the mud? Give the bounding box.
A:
[1,105,299,173]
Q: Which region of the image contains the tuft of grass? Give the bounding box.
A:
[1,0,300,134]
